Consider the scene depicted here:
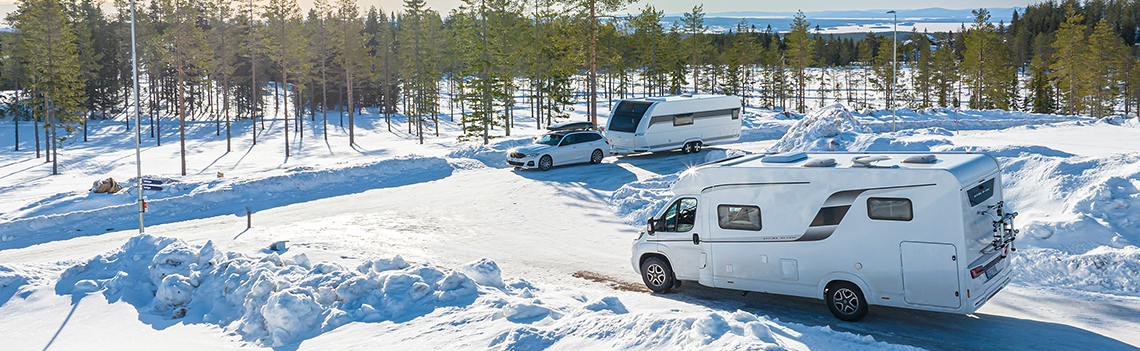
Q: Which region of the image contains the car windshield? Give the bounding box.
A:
[534,133,564,146]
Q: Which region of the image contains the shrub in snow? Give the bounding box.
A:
[768,103,871,153]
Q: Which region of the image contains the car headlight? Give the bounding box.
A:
[523,153,538,158]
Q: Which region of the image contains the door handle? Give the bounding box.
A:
[692,233,700,245]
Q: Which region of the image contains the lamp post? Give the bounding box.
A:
[130,0,145,234]
[887,10,897,132]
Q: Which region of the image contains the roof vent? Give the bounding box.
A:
[852,155,898,168]
[681,93,694,97]
[802,158,837,167]
[902,154,938,164]
[762,152,808,163]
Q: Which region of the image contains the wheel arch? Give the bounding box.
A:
[639,252,672,272]
[818,272,873,301]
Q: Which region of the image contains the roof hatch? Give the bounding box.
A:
[762,152,808,163]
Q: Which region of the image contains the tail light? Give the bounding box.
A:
[970,265,985,278]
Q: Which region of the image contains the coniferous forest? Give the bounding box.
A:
[2,0,1139,173]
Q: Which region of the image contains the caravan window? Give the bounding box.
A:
[608,101,652,133]
[867,198,913,221]
[674,113,694,126]
[717,205,761,231]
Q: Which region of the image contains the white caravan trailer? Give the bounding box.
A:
[630,151,1019,321]
[605,94,742,155]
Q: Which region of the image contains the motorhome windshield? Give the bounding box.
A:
[534,133,565,146]
[608,101,653,133]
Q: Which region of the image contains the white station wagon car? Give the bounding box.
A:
[507,122,610,171]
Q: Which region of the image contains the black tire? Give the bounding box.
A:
[590,149,604,164]
[681,142,693,154]
[692,141,703,153]
[640,256,675,293]
[825,281,869,322]
[538,155,553,171]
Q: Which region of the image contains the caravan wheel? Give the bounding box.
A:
[825,281,868,322]
[692,141,702,153]
[681,142,694,154]
[640,257,675,293]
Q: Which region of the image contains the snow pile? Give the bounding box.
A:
[995,151,1140,250]
[446,138,534,168]
[54,234,483,347]
[26,234,914,349]
[0,155,455,250]
[1010,246,1140,296]
[768,104,871,153]
[610,174,681,226]
[847,127,955,152]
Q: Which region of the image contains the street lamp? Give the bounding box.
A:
[130,0,145,234]
[887,10,896,132]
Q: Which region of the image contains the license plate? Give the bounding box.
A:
[984,264,1000,279]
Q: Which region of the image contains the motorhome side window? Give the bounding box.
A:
[717,205,761,231]
[661,198,698,232]
[867,198,913,221]
[673,113,694,126]
[732,108,740,120]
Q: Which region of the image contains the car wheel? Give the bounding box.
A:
[692,141,703,153]
[538,155,553,171]
[640,256,675,293]
[825,281,868,322]
[681,142,693,154]
[590,149,604,164]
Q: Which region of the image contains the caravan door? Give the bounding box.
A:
[653,197,702,280]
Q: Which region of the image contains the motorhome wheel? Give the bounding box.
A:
[538,155,552,171]
[590,149,604,164]
[640,257,675,293]
[825,281,868,322]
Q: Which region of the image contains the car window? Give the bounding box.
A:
[585,133,602,142]
[535,133,563,146]
[560,134,577,146]
[662,201,678,232]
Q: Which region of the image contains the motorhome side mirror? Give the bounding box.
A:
[646,218,656,235]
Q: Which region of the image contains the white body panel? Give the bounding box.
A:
[606,94,743,154]
[630,152,1014,315]
[506,131,610,169]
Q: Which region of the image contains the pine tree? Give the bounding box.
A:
[1049,6,1085,115]
[265,0,301,156]
[334,0,365,145]
[11,0,86,174]
[1026,54,1054,113]
[785,11,814,113]
[1084,19,1128,118]
[960,8,1014,110]
[680,5,705,94]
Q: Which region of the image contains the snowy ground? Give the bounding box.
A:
[1,99,1138,350]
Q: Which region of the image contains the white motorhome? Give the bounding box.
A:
[630,151,1019,321]
[605,94,743,155]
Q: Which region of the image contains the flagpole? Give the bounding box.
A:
[130,0,145,234]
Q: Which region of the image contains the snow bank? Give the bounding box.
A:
[610,174,681,227]
[855,107,1081,132]
[0,156,455,250]
[1011,246,1140,296]
[53,234,485,347]
[446,138,534,168]
[30,235,914,349]
[768,104,871,152]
